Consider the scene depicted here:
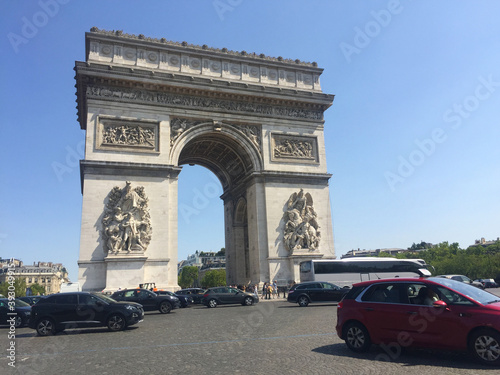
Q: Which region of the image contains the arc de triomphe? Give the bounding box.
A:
[75,28,335,291]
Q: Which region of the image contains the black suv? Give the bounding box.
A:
[111,288,180,313]
[28,292,144,336]
[287,281,350,307]
[202,287,259,308]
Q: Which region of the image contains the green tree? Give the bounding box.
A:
[29,283,46,296]
[201,269,226,288]
[178,266,199,289]
[216,248,225,256]
[0,277,27,297]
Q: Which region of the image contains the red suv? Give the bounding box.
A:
[336,277,500,365]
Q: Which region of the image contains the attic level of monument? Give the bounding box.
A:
[88,27,321,69]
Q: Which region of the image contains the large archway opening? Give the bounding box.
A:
[177,164,224,263]
[174,125,260,285]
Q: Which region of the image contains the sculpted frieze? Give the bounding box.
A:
[102,182,152,255]
[272,134,318,162]
[86,85,323,121]
[283,189,320,253]
[101,121,157,150]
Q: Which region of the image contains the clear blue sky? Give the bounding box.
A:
[1,1,499,281]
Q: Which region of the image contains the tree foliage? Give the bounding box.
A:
[29,283,46,296]
[386,241,500,281]
[216,248,225,256]
[0,278,27,297]
[178,266,199,289]
[201,269,226,288]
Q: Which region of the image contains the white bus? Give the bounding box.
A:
[299,257,432,287]
[60,282,81,293]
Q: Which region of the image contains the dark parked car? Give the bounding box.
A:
[28,292,143,336]
[177,288,206,304]
[287,281,350,307]
[475,279,499,288]
[0,298,31,327]
[202,287,259,308]
[155,290,193,308]
[336,277,500,365]
[18,296,43,306]
[111,288,180,313]
[437,274,485,289]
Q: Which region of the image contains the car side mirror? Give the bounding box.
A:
[432,300,448,309]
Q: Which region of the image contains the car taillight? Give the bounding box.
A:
[203,294,209,298]
[288,290,294,294]
[337,301,343,309]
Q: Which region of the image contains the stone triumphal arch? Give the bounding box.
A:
[75,28,335,291]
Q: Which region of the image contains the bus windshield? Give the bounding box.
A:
[300,258,432,287]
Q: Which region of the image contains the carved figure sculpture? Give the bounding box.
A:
[102,182,152,255]
[283,189,320,253]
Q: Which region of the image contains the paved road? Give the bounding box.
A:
[2,291,500,375]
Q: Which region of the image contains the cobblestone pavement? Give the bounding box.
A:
[2,290,499,375]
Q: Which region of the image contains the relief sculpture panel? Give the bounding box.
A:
[272,134,318,163]
[283,189,320,253]
[99,119,158,152]
[102,182,152,255]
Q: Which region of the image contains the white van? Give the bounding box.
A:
[60,282,81,293]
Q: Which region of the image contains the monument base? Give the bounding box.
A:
[104,255,148,291]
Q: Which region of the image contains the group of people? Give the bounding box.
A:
[261,281,286,299]
[228,281,297,300]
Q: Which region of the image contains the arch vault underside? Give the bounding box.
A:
[75,28,335,291]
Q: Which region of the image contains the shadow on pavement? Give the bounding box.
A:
[313,343,493,370]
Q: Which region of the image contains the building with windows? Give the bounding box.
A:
[179,251,226,273]
[178,251,226,286]
[0,259,69,294]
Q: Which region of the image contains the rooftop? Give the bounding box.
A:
[88,27,319,68]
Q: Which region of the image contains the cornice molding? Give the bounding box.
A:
[79,160,182,193]
[75,64,333,129]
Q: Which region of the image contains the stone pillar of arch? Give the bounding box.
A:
[74,28,335,291]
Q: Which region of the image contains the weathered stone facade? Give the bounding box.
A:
[75,28,335,291]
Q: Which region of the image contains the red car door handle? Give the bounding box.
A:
[459,313,472,317]
[407,311,417,315]
[365,307,374,311]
